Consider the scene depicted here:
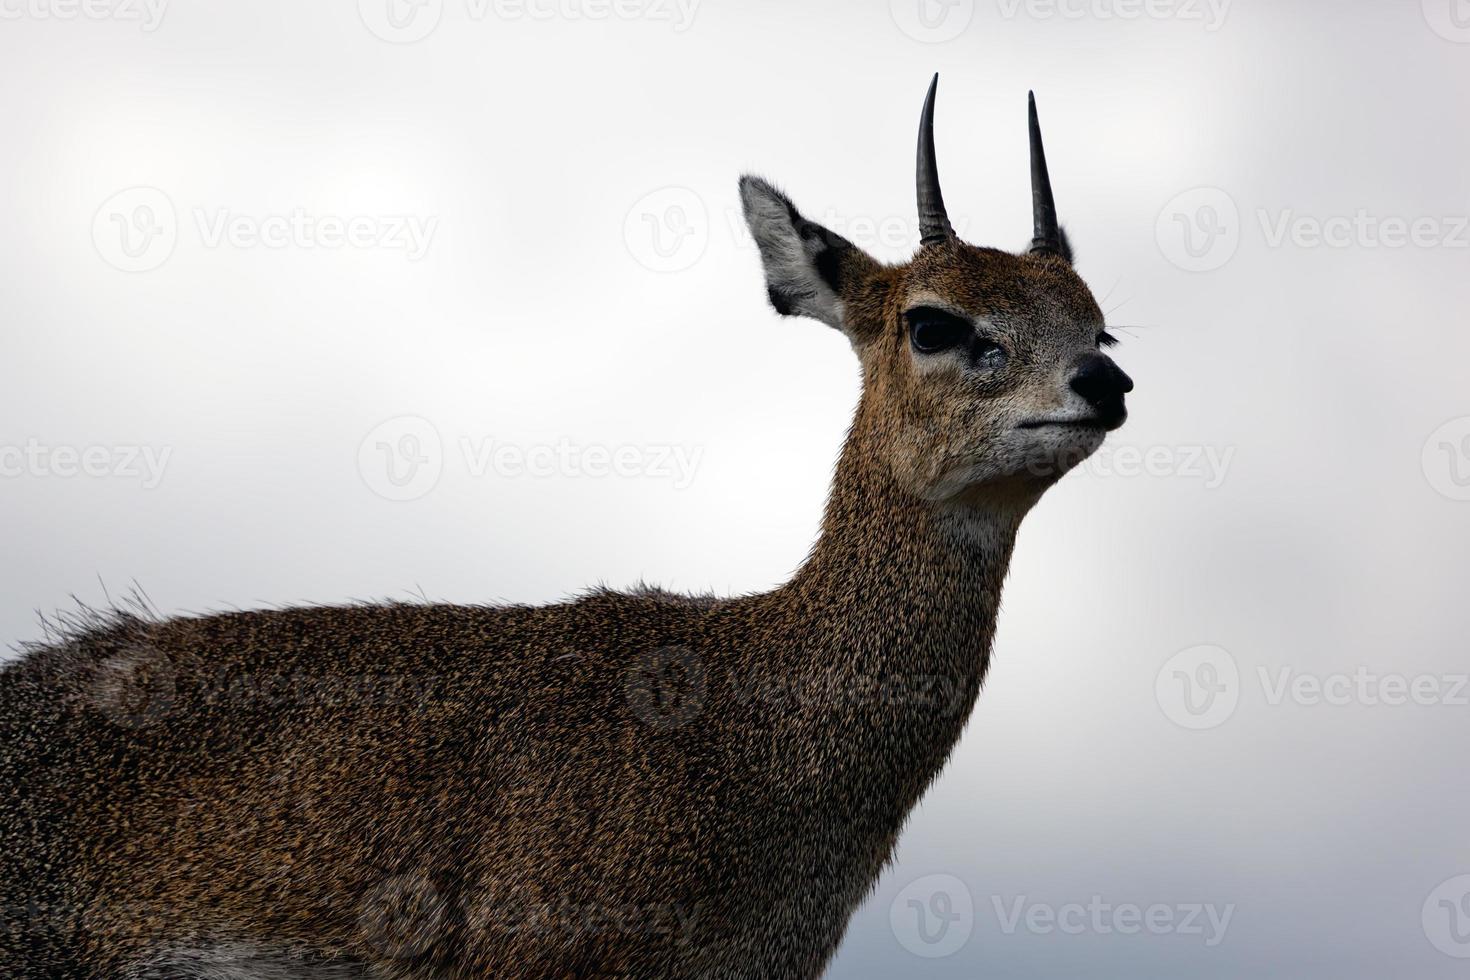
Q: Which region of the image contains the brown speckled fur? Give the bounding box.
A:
[1,158,1127,977]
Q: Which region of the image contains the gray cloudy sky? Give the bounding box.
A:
[2,0,1468,976]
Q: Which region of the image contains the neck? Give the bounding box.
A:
[729,401,1037,828]
[734,402,1034,771]
[781,403,1030,668]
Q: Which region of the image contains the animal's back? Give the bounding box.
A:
[0,593,738,977]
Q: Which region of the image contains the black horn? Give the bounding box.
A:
[917,73,954,246]
[1028,91,1066,258]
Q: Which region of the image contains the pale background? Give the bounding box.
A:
[3,0,1469,976]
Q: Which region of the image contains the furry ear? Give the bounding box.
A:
[739,176,879,337]
[1055,226,1075,265]
[1029,227,1075,264]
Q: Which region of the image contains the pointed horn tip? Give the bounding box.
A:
[915,71,953,245]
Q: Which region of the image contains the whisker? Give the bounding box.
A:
[1096,276,1124,309]
[1102,324,1159,343]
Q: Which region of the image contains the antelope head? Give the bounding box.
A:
[740,75,1133,504]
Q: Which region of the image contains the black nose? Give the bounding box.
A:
[1069,353,1133,423]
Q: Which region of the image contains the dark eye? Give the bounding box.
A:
[906,307,972,354]
[1097,331,1119,348]
[912,319,969,353]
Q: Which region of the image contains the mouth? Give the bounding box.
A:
[1018,412,1125,433]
